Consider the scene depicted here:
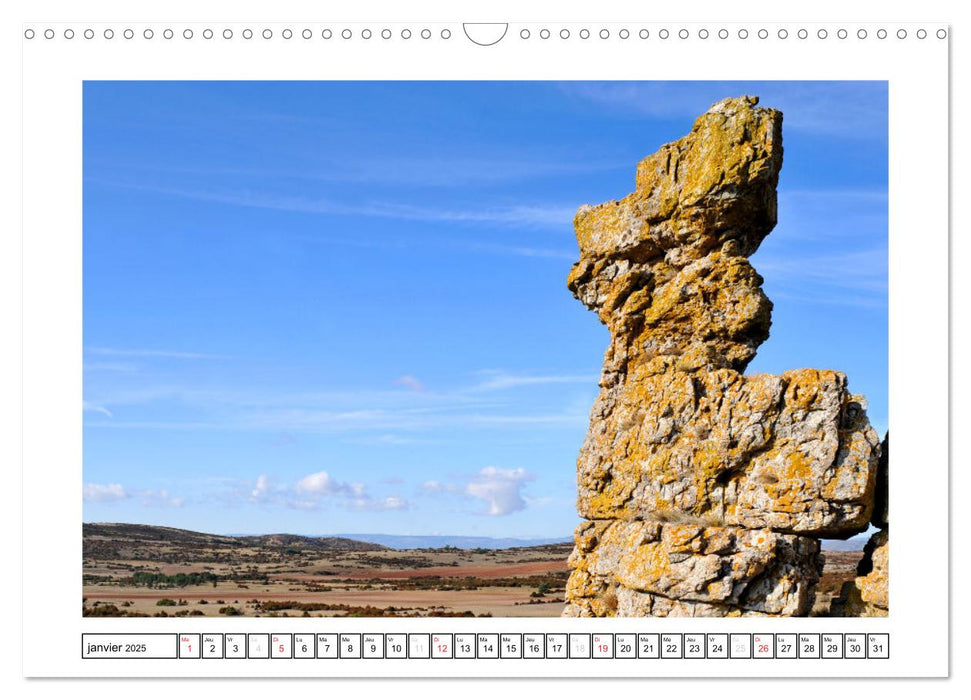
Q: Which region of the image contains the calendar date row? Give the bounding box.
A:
[82,632,889,660]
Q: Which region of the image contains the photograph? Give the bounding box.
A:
[81,80,888,619]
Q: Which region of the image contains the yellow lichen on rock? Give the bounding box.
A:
[563,96,883,618]
[564,520,821,617]
[576,365,879,535]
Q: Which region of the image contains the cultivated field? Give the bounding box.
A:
[82,523,860,617]
[83,523,571,618]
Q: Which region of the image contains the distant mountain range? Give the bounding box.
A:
[84,522,865,553]
[85,523,571,552]
[331,534,572,550]
[84,523,390,556]
[820,533,870,551]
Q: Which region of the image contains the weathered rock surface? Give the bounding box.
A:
[566,590,779,618]
[577,363,880,536]
[564,520,821,617]
[567,95,782,376]
[834,529,888,617]
[563,96,883,617]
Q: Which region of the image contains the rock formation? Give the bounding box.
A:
[566,520,821,617]
[833,433,889,616]
[563,96,883,617]
[833,529,889,617]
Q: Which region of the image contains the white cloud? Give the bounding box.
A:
[83,483,128,502]
[249,474,276,503]
[257,470,406,511]
[139,489,185,508]
[420,480,461,494]
[382,496,407,510]
[424,467,535,516]
[295,470,340,495]
[83,481,185,507]
[347,495,410,511]
[294,470,367,498]
[465,467,534,516]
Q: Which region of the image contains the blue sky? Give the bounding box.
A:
[82,81,888,538]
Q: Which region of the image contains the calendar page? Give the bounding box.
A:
[15,0,950,681]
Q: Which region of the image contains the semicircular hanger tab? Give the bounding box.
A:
[463,23,509,46]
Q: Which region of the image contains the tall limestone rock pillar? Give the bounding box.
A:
[563,96,882,617]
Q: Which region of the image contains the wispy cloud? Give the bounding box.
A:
[774,188,888,243]
[757,248,886,289]
[95,154,623,189]
[82,401,114,419]
[82,410,590,432]
[393,375,425,392]
[86,347,231,360]
[344,434,446,446]
[781,188,888,203]
[83,369,596,435]
[464,242,577,261]
[470,370,596,392]
[767,290,888,310]
[139,489,185,508]
[237,406,588,433]
[755,248,887,308]
[84,362,139,374]
[90,180,577,230]
[749,186,887,310]
[558,81,887,139]
[367,201,576,228]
